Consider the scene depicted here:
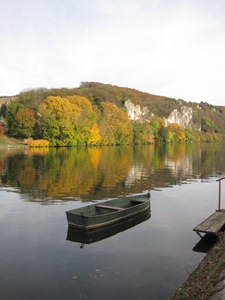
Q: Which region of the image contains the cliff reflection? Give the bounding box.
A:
[0,143,225,202]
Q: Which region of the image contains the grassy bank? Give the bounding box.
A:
[0,135,26,147]
[170,232,225,299]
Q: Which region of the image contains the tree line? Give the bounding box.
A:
[0,94,222,146]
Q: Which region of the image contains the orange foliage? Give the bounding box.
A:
[15,108,36,129]
[168,123,185,142]
[27,139,49,147]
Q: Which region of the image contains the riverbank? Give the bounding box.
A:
[0,135,26,147]
[170,232,225,299]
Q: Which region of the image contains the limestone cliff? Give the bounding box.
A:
[164,106,193,128]
[124,99,150,120]
[124,99,194,129]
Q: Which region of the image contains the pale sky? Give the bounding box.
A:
[0,0,225,106]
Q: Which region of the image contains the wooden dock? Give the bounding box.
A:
[193,211,225,236]
[193,177,225,237]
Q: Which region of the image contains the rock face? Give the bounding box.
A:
[124,99,194,129]
[164,106,193,128]
[124,99,149,120]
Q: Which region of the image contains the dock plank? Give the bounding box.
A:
[193,211,225,235]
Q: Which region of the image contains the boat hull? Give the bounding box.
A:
[66,194,150,230]
[67,209,151,244]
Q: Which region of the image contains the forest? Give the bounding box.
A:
[0,82,224,146]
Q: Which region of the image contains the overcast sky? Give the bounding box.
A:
[0,0,225,106]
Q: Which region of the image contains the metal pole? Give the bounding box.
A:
[218,180,221,211]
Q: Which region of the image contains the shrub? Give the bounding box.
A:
[27,139,49,147]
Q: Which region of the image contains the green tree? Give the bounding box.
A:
[184,129,200,142]
[158,127,173,143]
[201,117,217,133]
[133,121,154,144]
[0,104,7,118]
[6,103,24,134]
[150,117,165,140]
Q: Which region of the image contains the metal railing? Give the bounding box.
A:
[216,177,225,211]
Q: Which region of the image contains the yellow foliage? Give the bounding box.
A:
[67,95,93,113]
[39,96,80,124]
[88,123,102,145]
[101,102,133,144]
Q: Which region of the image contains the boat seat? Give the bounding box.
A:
[96,205,124,211]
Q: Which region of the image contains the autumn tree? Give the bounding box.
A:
[99,102,133,145]
[38,95,100,146]
[168,123,185,142]
[67,95,98,145]
[14,108,36,138]
[38,96,80,146]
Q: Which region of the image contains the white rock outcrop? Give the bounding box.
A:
[124,99,149,120]
[164,106,193,128]
[124,99,193,129]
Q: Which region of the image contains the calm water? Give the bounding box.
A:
[0,143,225,300]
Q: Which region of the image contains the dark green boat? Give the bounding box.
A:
[66,193,150,230]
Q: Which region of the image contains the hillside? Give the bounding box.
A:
[0,135,25,147]
[1,82,225,138]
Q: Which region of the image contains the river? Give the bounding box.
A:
[0,143,225,299]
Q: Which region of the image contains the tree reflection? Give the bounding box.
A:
[0,143,225,203]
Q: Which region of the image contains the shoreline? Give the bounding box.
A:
[170,232,225,299]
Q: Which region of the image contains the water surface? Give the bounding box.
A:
[0,143,225,299]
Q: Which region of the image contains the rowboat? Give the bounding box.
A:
[67,209,150,247]
[66,193,150,230]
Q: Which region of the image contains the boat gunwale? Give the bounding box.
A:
[66,195,150,219]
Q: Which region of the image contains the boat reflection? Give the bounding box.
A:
[66,209,151,248]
